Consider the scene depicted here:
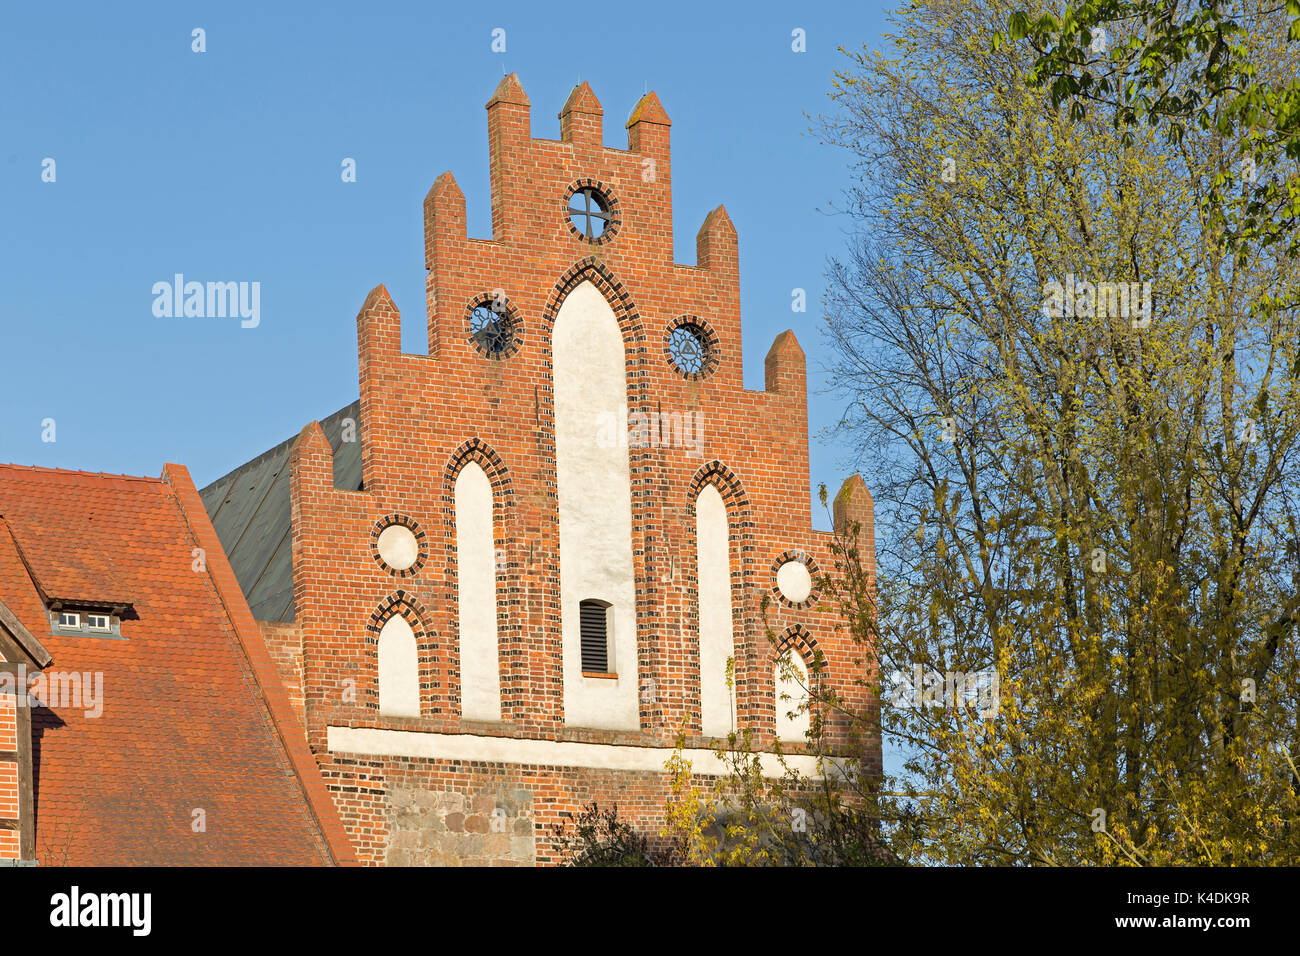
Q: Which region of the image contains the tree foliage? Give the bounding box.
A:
[553,802,681,867]
[808,0,1300,864]
[999,0,1300,261]
[660,723,899,866]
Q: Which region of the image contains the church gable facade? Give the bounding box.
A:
[205,75,880,866]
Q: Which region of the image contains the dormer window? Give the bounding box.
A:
[50,607,123,638]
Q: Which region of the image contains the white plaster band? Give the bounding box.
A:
[326,726,840,779]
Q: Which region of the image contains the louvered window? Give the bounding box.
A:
[580,600,611,673]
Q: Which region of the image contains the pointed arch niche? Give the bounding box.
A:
[455,460,502,721]
[696,483,735,736]
[377,615,419,717]
[688,460,754,733]
[553,279,639,730]
[369,591,431,718]
[774,626,820,743]
[774,650,811,742]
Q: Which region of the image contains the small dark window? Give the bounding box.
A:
[469,302,515,358]
[579,600,611,673]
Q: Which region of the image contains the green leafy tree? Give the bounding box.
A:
[1000,0,1300,262]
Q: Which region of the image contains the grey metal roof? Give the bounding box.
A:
[199,401,362,622]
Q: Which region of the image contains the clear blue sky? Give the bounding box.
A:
[1,0,887,529]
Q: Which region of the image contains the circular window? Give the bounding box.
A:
[664,316,719,379]
[371,515,427,577]
[467,296,519,359]
[771,550,820,608]
[564,182,619,243]
[376,525,419,571]
[669,326,708,375]
[776,561,812,603]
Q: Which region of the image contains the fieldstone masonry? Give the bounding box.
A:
[386,786,535,867]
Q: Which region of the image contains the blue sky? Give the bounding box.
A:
[0,0,887,528]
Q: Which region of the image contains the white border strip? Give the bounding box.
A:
[327,726,835,779]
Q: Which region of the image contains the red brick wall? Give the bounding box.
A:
[289,76,880,864]
[260,621,307,731]
[0,689,18,860]
[0,686,15,752]
[0,761,17,820]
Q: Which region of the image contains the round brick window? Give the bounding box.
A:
[564,181,619,244]
[466,294,521,359]
[377,525,419,570]
[669,326,708,375]
[371,515,427,577]
[770,550,820,609]
[776,561,812,603]
[664,316,719,380]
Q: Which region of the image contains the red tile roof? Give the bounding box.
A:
[0,462,352,866]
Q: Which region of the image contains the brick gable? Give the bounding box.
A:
[207,76,881,865]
